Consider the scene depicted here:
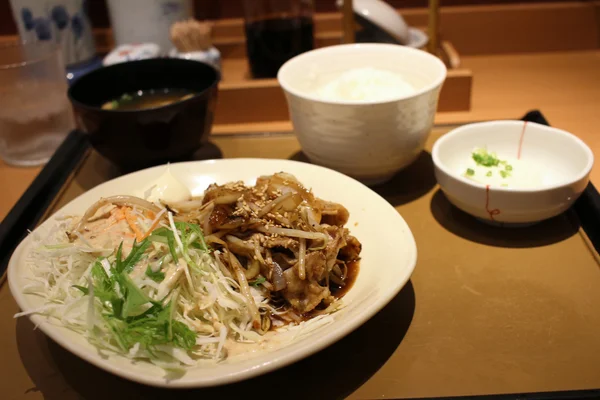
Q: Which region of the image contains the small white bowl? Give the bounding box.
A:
[278,43,447,185]
[432,121,594,225]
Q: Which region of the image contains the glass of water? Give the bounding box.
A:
[0,41,74,166]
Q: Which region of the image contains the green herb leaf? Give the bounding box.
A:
[172,222,203,272]
[121,274,153,318]
[112,297,124,318]
[466,168,475,176]
[120,239,151,274]
[90,259,115,302]
[250,276,266,286]
[175,222,209,252]
[486,171,493,177]
[149,228,178,262]
[87,245,196,353]
[505,164,513,171]
[115,242,124,273]
[158,300,176,341]
[145,266,165,283]
[105,317,129,351]
[72,285,89,295]
[500,170,509,178]
[171,320,196,349]
[105,301,196,352]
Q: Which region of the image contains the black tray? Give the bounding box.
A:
[1,111,599,400]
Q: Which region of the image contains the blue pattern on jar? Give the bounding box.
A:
[21,8,35,31]
[34,18,52,40]
[51,5,70,30]
[71,14,84,40]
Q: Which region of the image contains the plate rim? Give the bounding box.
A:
[8,157,417,388]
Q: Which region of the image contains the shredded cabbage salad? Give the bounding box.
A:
[17,209,284,371]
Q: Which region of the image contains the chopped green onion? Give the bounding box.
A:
[486,171,492,177]
[466,168,475,176]
[500,170,509,178]
[505,164,513,171]
[250,276,266,286]
[472,148,501,167]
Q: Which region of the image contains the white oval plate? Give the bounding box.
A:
[8,158,417,388]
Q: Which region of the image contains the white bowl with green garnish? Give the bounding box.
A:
[432,121,594,225]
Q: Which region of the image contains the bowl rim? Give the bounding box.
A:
[431,120,594,193]
[67,58,220,114]
[277,43,447,106]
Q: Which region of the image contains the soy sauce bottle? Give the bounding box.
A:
[243,0,314,79]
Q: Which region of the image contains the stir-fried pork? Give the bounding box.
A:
[174,172,362,316]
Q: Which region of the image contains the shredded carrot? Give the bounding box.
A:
[144,210,156,219]
[123,207,144,241]
[110,208,126,221]
[141,216,162,240]
[95,208,125,233]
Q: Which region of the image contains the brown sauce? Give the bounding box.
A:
[330,260,360,299]
[272,260,360,324]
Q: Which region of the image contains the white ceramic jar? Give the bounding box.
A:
[278,43,446,184]
[10,0,96,66]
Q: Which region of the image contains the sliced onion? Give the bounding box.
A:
[271,261,286,291]
[213,193,243,205]
[298,238,306,280]
[261,280,274,291]
[303,205,322,229]
[253,240,267,265]
[259,225,329,242]
[225,235,254,253]
[258,192,293,217]
[214,252,234,280]
[205,234,227,246]
[166,198,205,212]
[219,220,245,230]
[332,264,343,278]
[245,259,260,280]
[202,202,214,235]
[279,193,303,212]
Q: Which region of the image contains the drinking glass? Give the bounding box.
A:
[0,40,74,166]
[243,0,314,79]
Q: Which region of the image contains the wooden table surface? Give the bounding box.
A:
[1,50,600,220]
